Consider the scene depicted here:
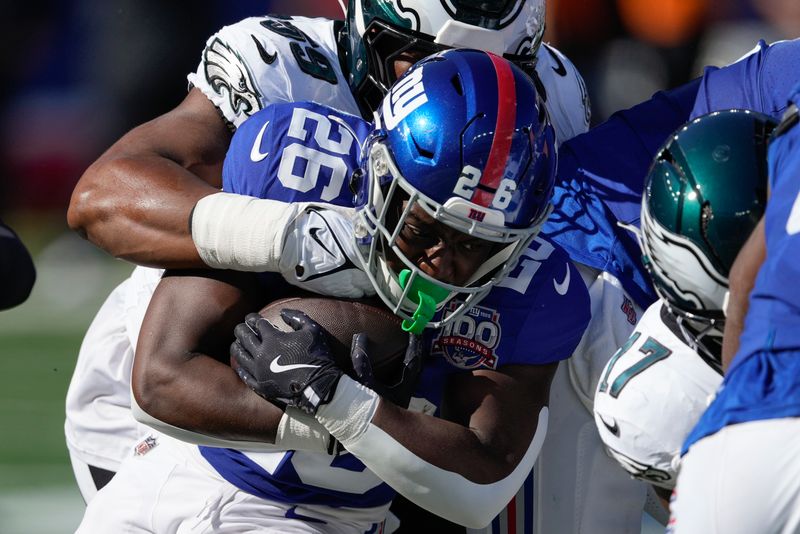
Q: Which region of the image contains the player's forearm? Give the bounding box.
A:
[133,353,283,442]
[68,154,218,268]
[722,217,766,371]
[369,398,527,482]
[315,376,548,528]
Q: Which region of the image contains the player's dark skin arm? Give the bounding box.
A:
[133,270,286,441]
[67,88,230,268]
[369,362,556,483]
[722,216,766,371]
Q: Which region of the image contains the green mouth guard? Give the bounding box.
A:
[398,269,450,334]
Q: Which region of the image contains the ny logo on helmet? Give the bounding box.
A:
[383,67,428,130]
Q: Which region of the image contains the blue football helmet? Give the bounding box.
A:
[353,48,557,329]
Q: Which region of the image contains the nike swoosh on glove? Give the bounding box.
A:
[279,208,374,298]
[231,310,344,415]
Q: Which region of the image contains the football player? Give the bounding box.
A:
[64,0,592,503]
[593,109,774,501]
[77,49,592,533]
[532,38,800,530]
[64,4,656,531]
[68,3,768,530]
[669,88,800,533]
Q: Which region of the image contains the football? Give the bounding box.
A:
[258,295,409,382]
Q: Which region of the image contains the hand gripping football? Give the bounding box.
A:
[257,296,410,382]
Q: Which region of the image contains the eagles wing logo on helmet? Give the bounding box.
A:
[641,109,773,319]
[640,203,728,314]
[605,446,673,487]
[204,38,262,117]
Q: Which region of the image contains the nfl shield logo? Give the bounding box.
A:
[134,435,159,456]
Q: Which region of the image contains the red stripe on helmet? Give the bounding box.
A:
[472,52,517,207]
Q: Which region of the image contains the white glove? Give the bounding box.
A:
[279,208,375,299]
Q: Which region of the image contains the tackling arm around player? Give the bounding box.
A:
[67,88,230,268]
[66,1,552,272]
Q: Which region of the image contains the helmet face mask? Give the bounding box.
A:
[640,109,775,362]
[356,18,450,115]
[355,138,544,329]
[352,49,557,330]
[343,0,545,116]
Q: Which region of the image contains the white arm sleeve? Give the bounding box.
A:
[131,393,335,454]
[316,376,549,529]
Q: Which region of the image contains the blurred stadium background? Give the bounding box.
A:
[1,1,798,532]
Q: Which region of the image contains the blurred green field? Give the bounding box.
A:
[0,331,83,490]
[0,214,132,534]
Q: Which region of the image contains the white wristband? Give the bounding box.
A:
[191,192,311,271]
[315,375,380,445]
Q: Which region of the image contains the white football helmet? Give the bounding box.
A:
[342,0,546,115]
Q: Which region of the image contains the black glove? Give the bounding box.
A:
[349,332,425,409]
[231,309,344,415]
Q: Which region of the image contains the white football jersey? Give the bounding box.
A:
[593,300,722,489]
[65,266,163,472]
[67,14,591,475]
[187,16,361,128]
[187,16,590,143]
[535,43,591,142]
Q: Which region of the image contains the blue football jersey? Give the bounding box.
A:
[544,77,701,307]
[690,39,800,121]
[203,101,591,508]
[222,101,371,206]
[545,38,800,309]
[683,85,800,455]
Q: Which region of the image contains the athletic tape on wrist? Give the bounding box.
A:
[315,375,380,445]
[275,408,335,453]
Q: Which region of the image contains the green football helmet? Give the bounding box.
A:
[340,0,546,116]
[640,109,774,363]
